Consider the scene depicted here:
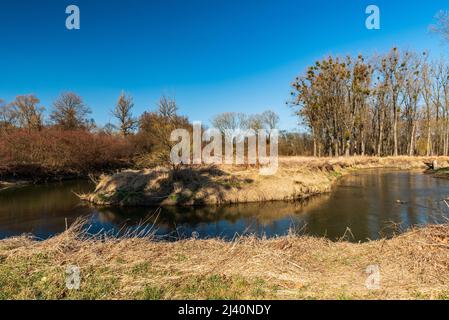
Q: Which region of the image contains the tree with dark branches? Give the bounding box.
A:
[113,92,137,137]
[50,92,92,130]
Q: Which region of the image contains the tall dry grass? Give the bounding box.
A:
[1,220,449,300]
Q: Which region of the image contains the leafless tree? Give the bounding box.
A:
[289,48,449,157]
[113,92,137,137]
[430,10,449,41]
[212,112,245,138]
[0,100,17,132]
[50,92,91,130]
[421,54,434,156]
[158,95,178,119]
[138,96,190,167]
[13,94,45,131]
[262,110,280,130]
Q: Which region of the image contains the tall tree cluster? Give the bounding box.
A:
[290,48,449,157]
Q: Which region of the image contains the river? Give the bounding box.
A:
[1,169,449,242]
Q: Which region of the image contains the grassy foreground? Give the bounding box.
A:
[1,222,449,300]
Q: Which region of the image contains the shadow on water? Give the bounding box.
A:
[1,169,449,242]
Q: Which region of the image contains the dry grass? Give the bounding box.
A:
[83,156,449,206]
[4,156,449,300]
[1,220,449,300]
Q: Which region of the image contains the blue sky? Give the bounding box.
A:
[0,0,448,130]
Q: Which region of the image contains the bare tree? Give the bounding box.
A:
[212,112,236,132]
[13,95,45,131]
[113,92,137,137]
[212,112,244,138]
[430,10,449,41]
[289,49,443,157]
[246,114,264,131]
[158,95,178,119]
[50,92,91,130]
[138,96,190,166]
[432,60,444,155]
[421,54,434,156]
[402,53,422,156]
[443,64,449,156]
[385,48,409,156]
[0,100,17,132]
[261,110,280,130]
[100,123,118,135]
[429,12,449,156]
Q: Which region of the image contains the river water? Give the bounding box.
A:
[1,169,449,242]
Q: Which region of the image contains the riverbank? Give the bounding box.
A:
[0,166,129,186]
[0,164,131,190]
[0,172,93,190]
[0,222,448,300]
[429,167,449,179]
[82,156,449,207]
[0,180,30,191]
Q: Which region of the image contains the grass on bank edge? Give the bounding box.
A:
[1,219,449,300]
[0,220,278,300]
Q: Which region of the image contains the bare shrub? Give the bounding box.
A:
[0,128,134,180]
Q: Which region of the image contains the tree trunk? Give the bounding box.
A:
[345,140,350,157]
[361,129,365,156]
[426,119,431,156]
[393,105,398,156]
[409,123,416,157]
[377,122,383,157]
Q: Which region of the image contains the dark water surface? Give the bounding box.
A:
[1,169,449,242]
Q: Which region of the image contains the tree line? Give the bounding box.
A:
[0,92,137,136]
[0,92,311,180]
[0,93,193,179]
[290,48,449,157]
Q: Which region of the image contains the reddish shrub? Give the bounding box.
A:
[0,128,134,180]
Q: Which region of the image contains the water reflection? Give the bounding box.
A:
[0,180,94,239]
[1,169,449,242]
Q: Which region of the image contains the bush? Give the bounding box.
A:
[0,128,134,180]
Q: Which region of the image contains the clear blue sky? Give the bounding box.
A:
[0,0,448,130]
